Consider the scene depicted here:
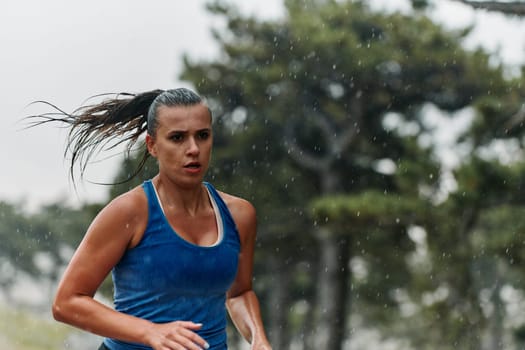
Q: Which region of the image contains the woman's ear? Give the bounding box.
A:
[145,134,158,158]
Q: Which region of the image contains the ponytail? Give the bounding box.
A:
[26,87,205,185]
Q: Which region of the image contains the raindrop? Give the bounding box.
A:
[231,106,247,124]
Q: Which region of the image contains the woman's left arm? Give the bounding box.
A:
[224,195,272,350]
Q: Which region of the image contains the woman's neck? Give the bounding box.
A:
[152,175,209,216]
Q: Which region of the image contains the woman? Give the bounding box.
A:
[35,88,272,350]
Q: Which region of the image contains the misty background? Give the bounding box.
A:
[2,0,525,349]
[2,0,524,210]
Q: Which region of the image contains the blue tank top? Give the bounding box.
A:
[103,180,241,350]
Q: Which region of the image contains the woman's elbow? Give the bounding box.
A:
[52,297,66,322]
[51,294,75,323]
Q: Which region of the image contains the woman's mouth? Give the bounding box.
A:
[183,162,202,173]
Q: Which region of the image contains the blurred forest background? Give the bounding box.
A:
[2,0,525,349]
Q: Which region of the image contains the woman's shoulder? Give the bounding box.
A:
[91,184,149,247]
[108,184,147,213]
[96,184,148,226]
[214,189,255,215]
[213,188,257,239]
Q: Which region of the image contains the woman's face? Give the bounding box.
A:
[146,103,212,186]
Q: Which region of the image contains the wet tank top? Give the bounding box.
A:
[103,180,241,350]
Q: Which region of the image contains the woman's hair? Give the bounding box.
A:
[26,87,206,185]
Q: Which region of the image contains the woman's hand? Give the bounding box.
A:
[146,321,209,350]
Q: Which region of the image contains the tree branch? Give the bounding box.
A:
[503,103,525,132]
[453,0,525,15]
[284,120,331,172]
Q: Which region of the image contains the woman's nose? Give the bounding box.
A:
[186,137,200,155]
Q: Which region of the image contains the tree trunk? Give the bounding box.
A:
[266,257,290,349]
[307,228,351,350]
[482,260,504,350]
[301,256,320,350]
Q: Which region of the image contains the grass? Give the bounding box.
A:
[0,303,72,350]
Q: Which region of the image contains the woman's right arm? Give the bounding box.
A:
[52,188,208,350]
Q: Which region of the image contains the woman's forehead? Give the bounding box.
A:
[156,104,211,125]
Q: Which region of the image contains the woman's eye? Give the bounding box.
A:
[198,131,210,140]
[170,133,184,141]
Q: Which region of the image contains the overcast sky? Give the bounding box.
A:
[2,0,525,211]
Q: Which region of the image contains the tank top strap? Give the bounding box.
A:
[141,180,165,230]
[203,182,241,246]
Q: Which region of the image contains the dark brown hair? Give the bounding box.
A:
[26,87,206,185]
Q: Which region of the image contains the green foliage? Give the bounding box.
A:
[452,157,525,208]
[177,1,524,348]
[311,191,430,228]
[411,0,431,10]
[0,202,40,277]
[473,205,525,267]
[0,200,97,285]
[2,0,521,349]
[467,79,525,144]
[109,154,158,198]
